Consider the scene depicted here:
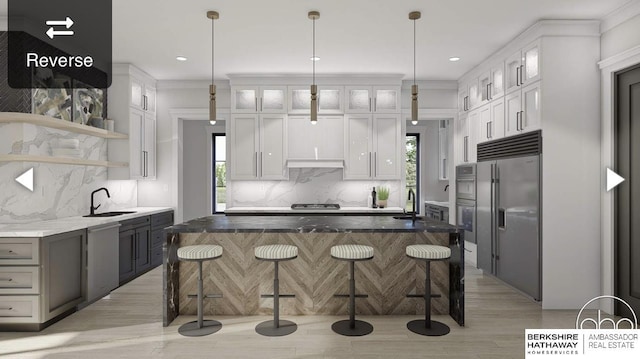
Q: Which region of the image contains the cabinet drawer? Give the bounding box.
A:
[151,211,173,229]
[151,245,163,267]
[0,296,40,323]
[0,238,39,265]
[151,230,164,248]
[0,267,39,295]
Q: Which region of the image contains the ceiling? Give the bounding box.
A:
[0,0,632,81]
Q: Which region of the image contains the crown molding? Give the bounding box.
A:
[598,44,640,70]
[157,80,230,90]
[601,0,640,33]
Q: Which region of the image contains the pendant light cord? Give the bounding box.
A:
[413,18,416,86]
[313,18,316,86]
[212,17,215,86]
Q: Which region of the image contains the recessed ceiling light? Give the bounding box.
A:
[176,56,188,61]
[310,56,320,61]
[449,57,461,62]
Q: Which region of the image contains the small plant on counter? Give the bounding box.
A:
[377,186,390,208]
[377,186,390,200]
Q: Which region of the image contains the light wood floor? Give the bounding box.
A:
[0,265,579,358]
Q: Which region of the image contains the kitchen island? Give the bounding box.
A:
[163,216,464,327]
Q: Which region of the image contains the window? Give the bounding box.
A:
[212,134,226,213]
[406,134,420,213]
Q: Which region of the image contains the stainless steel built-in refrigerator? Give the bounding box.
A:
[476,131,541,301]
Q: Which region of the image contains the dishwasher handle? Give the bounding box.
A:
[88,223,122,233]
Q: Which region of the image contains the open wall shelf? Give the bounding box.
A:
[0,112,128,139]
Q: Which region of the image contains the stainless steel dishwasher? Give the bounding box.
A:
[86,223,121,303]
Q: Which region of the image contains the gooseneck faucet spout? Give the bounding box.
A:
[90,188,111,215]
[407,189,417,226]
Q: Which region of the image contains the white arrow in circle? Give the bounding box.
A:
[15,168,34,192]
[46,27,74,39]
[606,168,625,192]
[46,17,74,29]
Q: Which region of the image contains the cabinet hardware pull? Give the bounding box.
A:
[0,278,13,282]
[520,111,525,131]
[374,152,377,177]
[516,67,521,87]
[489,122,493,139]
[516,112,520,131]
[260,152,263,177]
[255,152,259,177]
[260,97,263,112]
[368,98,372,112]
[520,65,525,85]
[486,84,490,101]
[255,97,258,112]
[369,152,372,177]
[0,307,13,310]
[373,97,377,112]
[486,122,490,139]
[0,250,16,255]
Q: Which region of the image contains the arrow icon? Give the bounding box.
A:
[46,17,74,29]
[46,27,74,39]
[15,168,34,192]
[606,168,625,192]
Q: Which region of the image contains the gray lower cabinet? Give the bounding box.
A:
[0,229,86,331]
[118,216,151,285]
[150,211,173,267]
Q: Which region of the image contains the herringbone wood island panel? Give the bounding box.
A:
[171,232,450,318]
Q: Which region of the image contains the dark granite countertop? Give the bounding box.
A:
[167,215,462,234]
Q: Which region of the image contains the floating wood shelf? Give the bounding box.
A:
[0,155,129,168]
[0,112,128,139]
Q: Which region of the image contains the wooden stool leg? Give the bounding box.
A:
[349,261,355,329]
[197,260,204,328]
[273,261,279,328]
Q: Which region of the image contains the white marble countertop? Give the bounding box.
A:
[224,206,405,214]
[0,207,174,237]
[424,201,450,208]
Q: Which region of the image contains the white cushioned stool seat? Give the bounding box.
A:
[178,245,223,260]
[331,244,374,260]
[406,244,450,260]
[255,244,298,260]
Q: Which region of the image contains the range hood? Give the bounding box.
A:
[286,159,344,168]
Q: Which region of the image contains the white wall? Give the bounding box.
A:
[602,13,640,59]
[541,36,602,309]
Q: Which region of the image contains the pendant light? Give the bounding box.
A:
[409,11,421,126]
[207,11,219,125]
[309,11,320,125]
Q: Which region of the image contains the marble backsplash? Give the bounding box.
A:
[228,168,402,208]
[0,123,137,224]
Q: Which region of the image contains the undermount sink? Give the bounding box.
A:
[83,211,137,218]
[393,215,424,220]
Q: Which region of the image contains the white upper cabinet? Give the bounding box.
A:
[288,116,344,160]
[344,114,401,180]
[232,86,287,113]
[504,81,540,136]
[345,86,400,114]
[130,77,155,114]
[108,65,157,180]
[468,81,481,110]
[259,115,288,180]
[373,115,402,179]
[230,114,288,180]
[288,86,343,114]
[344,115,372,179]
[505,39,541,95]
[477,98,505,144]
[458,86,469,113]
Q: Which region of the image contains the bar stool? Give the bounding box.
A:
[406,244,451,336]
[330,244,374,336]
[177,244,224,337]
[255,244,298,337]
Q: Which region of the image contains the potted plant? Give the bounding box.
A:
[377,186,390,208]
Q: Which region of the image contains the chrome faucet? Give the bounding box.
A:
[90,187,111,215]
[407,189,417,226]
